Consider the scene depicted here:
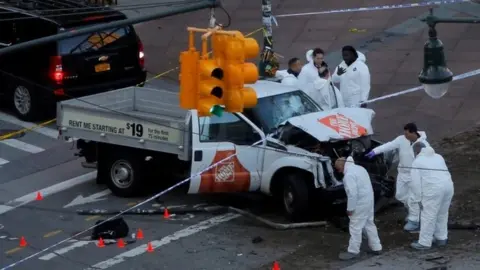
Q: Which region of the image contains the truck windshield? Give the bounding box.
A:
[252,90,320,133]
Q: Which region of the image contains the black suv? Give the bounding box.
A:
[0,0,147,121]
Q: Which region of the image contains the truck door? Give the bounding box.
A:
[188,110,266,194]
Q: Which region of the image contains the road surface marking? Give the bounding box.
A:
[5,247,23,255]
[85,215,101,221]
[0,112,58,139]
[63,189,111,208]
[0,139,44,153]
[126,202,138,206]
[39,240,91,261]
[44,230,62,238]
[0,158,9,165]
[85,213,240,269]
[0,171,97,215]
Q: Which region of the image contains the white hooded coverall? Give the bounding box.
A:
[343,156,382,254]
[275,70,299,87]
[297,50,345,110]
[411,147,454,247]
[297,49,322,89]
[331,51,370,107]
[372,131,429,223]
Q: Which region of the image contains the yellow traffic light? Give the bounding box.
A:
[222,31,260,113]
[179,27,260,116]
[197,59,225,116]
[179,49,200,109]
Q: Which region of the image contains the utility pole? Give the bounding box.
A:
[259,0,274,78]
[0,0,219,55]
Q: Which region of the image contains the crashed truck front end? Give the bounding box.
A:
[275,107,397,207]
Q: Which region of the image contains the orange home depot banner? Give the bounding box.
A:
[198,149,251,193]
[318,113,367,139]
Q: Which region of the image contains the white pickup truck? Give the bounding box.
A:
[57,80,396,220]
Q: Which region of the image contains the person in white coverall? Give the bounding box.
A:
[365,123,429,232]
[297,48,329,88]
[332,46,370,107]
[296,48,345,109]
[275,57,302,86]
[410,142,454,250]
[303,77,345,110]
[335,157,382,260]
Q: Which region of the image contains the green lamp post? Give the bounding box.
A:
[419,8,480,98]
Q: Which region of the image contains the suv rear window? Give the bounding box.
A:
[58,27,132,55]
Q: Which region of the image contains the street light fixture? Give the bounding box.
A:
[420,9,480,98]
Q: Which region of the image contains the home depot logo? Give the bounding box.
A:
[318,113,367,139]
[215,161,235,182]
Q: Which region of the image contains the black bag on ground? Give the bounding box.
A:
[91,217,129,240]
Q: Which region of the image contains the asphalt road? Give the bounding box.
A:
[2,0,480,269]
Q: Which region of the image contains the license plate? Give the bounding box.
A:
[95,63,110,73]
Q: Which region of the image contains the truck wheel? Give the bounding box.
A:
[105,152,144,197]
[282,173,310,221]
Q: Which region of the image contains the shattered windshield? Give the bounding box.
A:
[253,90,320,133]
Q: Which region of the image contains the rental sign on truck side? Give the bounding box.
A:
[61,110,181,144]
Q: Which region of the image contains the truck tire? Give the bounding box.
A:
[282,173,310,221]
[104,151,144,197]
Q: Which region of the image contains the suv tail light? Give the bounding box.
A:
[49,56,64,84]
[138,39,145,69]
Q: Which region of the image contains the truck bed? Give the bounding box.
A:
[57,86,191,160]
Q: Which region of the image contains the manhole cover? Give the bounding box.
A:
[0,129,25,140]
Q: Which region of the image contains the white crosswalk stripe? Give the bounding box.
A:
[0,139,45,153]
[0,112,64,164]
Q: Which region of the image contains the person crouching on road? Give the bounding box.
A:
[335,157,382,260]
[365,123,430,233]
[275,57,302,86]
[332,46,370,108]
[410,142,454,250]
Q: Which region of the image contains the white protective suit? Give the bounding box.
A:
[275,69,299,87]
[343,156,382,254]
[297,50,345,110]
[411,147,454,247]
[372,131,430,223]
[331,51,371,107]
[297,49,321,89]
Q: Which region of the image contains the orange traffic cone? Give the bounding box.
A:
[97,237,105,248]
[146,242,154,253]
[272,261,280,270]
[117,238,125,248]
[136,229,144,239]
[163,208,170,219]
[19,236,27,247]
[35,192,43,201]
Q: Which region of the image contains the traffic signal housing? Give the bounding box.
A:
[197,59,225,117]
[179,49,200,109]
[179,27,261,117]
[223,31,260,113]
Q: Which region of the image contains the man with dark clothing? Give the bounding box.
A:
[287,57,301,78]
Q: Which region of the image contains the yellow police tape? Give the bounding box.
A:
[0,27,264,141]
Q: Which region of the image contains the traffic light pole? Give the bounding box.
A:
[0,0,219,56]
[258,0,273,77]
